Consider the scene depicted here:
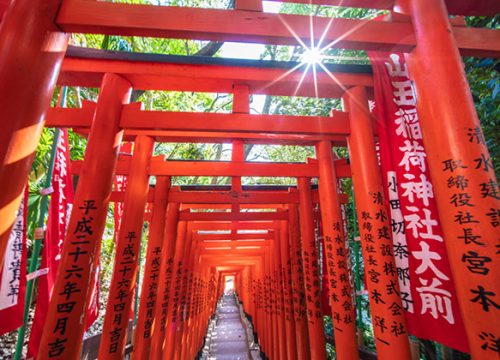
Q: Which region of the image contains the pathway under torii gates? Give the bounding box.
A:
[0,0,499,359]
[201,292,260,360]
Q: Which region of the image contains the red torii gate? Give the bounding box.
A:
[0,0,499,359]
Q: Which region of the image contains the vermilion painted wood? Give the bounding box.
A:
[58,54,374,98]
[174,226,197,360]
[182,203,286,209]
[120,110,349,136]
[47,108,350,145]
[398,0,500,357]
[271,234,288,360]
[198,241,270,250]
[196,245,273,253]
[191,273,206,358]
[297,178,327,360]
[316,140,359,360]
[0,0,67,269]
[56,1,414,51]
[37,74,131,360]
[98,135,154,360]
[179,188,348,205]
[163,221,189,360]
[267,0,500,15]
[201,256,267,264]
[344,86,412,359]
[288,202,311,359]
[267,0,394,9]
[73,159,322,177]
[192,268,211,357]
[231,85,249,210]
[103,130,348,146]
[235,0,262,11]
[45,106,351,136]
[231,86,249,288]
[179,211,288,222]
[181,266,197,359]
[109,188,350,205]
[150,202,181,359]
[194,232,274,241]
[239,266,252,315]
[2,3,499,356]
[269,248,279,360]
[132,176,170,359]
[0,0,12,21]
[71,159,351,178]
[255,278,266,355]
[181,242,199,360]
[56,1,500,57]
[261,251,272,357]
[201,269,215,350]
[190,221,280,231]
[267,245,280,360]
[113,190,280,204]
[216,272,224,305]
[279,220,298,360]
[200,257,264,267]
[202,267,219,349]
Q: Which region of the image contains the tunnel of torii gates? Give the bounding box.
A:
[0,0,499,359]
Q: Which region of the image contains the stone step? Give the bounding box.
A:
[207,293,251,360]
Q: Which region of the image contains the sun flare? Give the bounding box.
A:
[301,47,323,65]
[258,10,380,99]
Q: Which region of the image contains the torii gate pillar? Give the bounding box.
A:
[297,177,327,360]
[134,176,171,359]
[316,140,358,360]
[38,73,131,359]
[344,86,411,360]
[0,0,67,267]
[99,135,154,359]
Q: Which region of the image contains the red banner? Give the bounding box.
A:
[28,130,98,358]
[0,187,28,335]
[368,52,469,352]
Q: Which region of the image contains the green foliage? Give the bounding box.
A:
[464,16,499,178]
[271,96,340,116]
[324,316,336,359]
[109,0,233,9]
[17,3,499,355]
[249,145,314,163]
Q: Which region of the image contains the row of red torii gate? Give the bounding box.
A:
[0,0,499,359]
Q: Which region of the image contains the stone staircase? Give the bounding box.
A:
[201,293,261,360]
